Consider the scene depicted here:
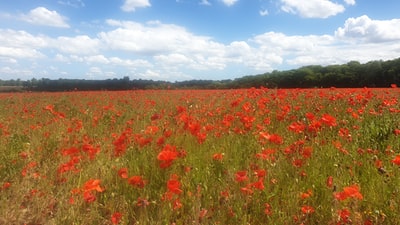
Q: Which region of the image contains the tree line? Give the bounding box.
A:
[1,58,399,91]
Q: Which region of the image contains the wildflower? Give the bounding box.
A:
[173,198,183,210]
[301,205,315,214]
[338,208,351,224]
[288,121,306,133]
[240,185,254,195]
[128,176,147,188]
[212,153,224,161]
[235,171,248,183]
[321,114,337,127]
[301,146,313,159]
[251,178,265,190]
[326,176,333,188]
[2,182,11,190]
[300,189,312,199]
[334,184,363,201]
[83,179,105,193]
[111,212,122,224]
[392,155,400,165]
[157,144,179,168]
[167,174,182,195]
[145,125,159,134]
[82,143,100,160]
[83,191,97,203]
[118,168,128,179]
[259,132,283,145]
[264,203,272,216]
[82,179,104,203]
[253,169,266,178]
[255,148,276,161]
[305,112,315,121]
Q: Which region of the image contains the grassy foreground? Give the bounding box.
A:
[0,87,399,224]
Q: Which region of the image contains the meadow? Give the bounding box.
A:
[0,87,399,224]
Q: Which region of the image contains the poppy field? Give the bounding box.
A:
[1,87,400,224]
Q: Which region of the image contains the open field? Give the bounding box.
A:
[0,88,399,224]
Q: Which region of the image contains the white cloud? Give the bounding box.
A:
[2,14,400,81]
[21,7,69,28]
[85,55,109,64]
[199,0,211,6]
[259,9,269,16]
[335,15,400,43]
[221,0,238,7]
[55,54,70,63]
[85,67,116,79]
[101,19,225,58]
[137,69,163,79]
[108,57,152,68]
[0,29,48,48]
[121,0,151,12]
[0,46,44,59]
[54,35,101,55]
[0,29,47,59]
[343,0,355,5]
[154,53,192,66]
[280,0,345,18]
[0,66,34,79]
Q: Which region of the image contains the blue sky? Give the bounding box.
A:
[1,0,400,81]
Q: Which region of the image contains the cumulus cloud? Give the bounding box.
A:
[54,35,101,55]
[221,0,239,7]
[0,29,48,48]
[21,7,69,28]
[121,0,151,12]
[2,13,400,81]
[335,15,400,43]
[280,0,345,18]
[343,0,355,5]
[0,29,48,59]
[0,46,44,59]
[101,19,225,56]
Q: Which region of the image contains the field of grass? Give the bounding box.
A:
[0,87,399,224]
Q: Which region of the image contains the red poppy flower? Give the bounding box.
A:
[253,169,266,178]
[301,205,315,214]
[2,182,11,190]
[334,184,363,201]
[259,132,283,145]
[392,155,400,165]
[111,212,122,225]
[157,145,179,168]
[251,178,265,190]
[83,179,104,193]
[212,153,224,161]
[235,171,248,183]
[128,176,146,188]
[300,189,312,199]
[264,203,272,215]
[167,174,182,195]
[326,176,333,188]
[118,168,128,179]
[83,191,97,203]
[338,208,351,223]
[321,114,337,127]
